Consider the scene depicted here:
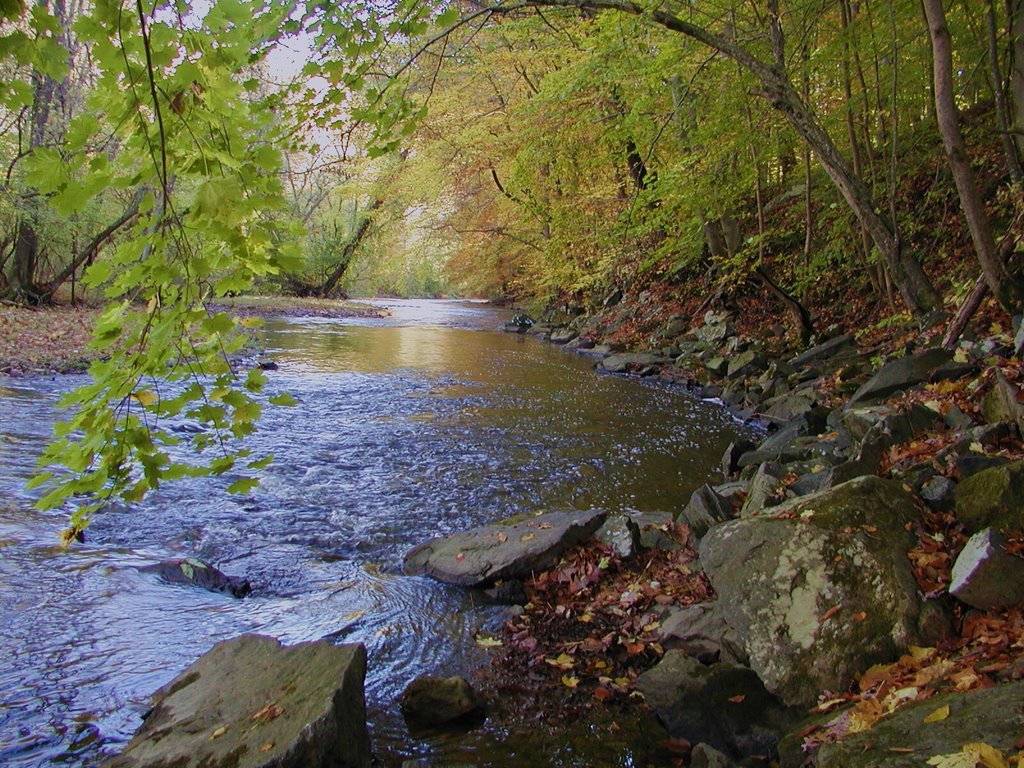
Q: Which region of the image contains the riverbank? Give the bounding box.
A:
[0,296,384,376]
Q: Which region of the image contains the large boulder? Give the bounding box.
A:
[784,681,1024,767]
[788,334,855,367]
[847,348,952,406]
[636,651,794,761]
[981,371,1024,437]
[698,477,923,708]
[679,485,734,539]
[104,634,370,768]
[403,509,607,587]
[655,603,748,665]
[954,459,1024,534]
[140,557,251,598]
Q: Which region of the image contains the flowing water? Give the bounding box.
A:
[0,299,756,767]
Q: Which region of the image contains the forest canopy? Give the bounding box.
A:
[2,0,1023,533]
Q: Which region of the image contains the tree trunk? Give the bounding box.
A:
[924,0,1024,315]
[37,199,141,301]
[755,265,815,344]
[315,198,382,297]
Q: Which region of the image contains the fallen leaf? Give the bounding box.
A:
[888,747,915,753]
[210,725,229,739]
[496,532,508,543]
[561,674,579,688]
[924,704,950,723]
[260,742,275,753]
[851,611,868,622]
[545,653,575,670]
[343,609,367,622]
[660,737,692,756]
[594,687,612,702]
[728,695,746,704]
[475,635,503,648]
[521,533,535,542]
[250,703,284,723]
[819,605,839,622]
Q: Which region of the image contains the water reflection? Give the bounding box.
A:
[0,299,756,767]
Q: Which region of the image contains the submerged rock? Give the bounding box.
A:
[400,675,485,726]
[403,509,607,587]
[140,557,251,598]
[104,634,370,768]
[699,477,923,708]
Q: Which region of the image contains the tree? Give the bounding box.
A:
[924,0,1024,316]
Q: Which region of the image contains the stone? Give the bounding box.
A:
[400,676,485,726]
[726,350,763,379]
[694,319,735,347]
[788,334,855,367]
[103,635,370,768]
[758,387,819,424]
[739,462,789,517]
[787,681,1024,768]
[504,314,534,333]
[139,557,251,598]
[955,452,1009,479]
[595,514,636,558]
[403,509,607,587]
[600,352,671,374]
[627,511,681,550]
[680,485,734,539]
[690,743,733,768]
[847,348,953,406]
[919,475,956,512]
[954,459,1024,533]
[636,651,794,760]
[549,327,579,345]
[602,288,623,308]
[699,477,923,708]
[656,603,747,665]
[721,440,758,481]
[949,527,1024,610]
[982,371,1024,437]
[943,404,975,431]
[706,356,728,376]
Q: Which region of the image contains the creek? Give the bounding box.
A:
[0,299,756,767]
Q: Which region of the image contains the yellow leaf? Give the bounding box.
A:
[561,674,579,688]
[520,533,535,542]
[475,635,503,648]
[210,725,229,739]
[545,653,574,670]
[924,705,950,723]
[927,754,975,768]
[965,743,1010,768]
[908,646,936,661]
[133,389,158,407]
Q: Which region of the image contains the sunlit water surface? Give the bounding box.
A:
[0,299,755,766]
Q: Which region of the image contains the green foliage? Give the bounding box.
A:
[4,0,303,537]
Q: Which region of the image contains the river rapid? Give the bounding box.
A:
[0,299,756,767]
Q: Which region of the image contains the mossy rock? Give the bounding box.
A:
[778,680,1024,767]
[954,459,1024,534]
[699,477,924,708]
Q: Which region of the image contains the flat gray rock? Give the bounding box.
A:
[847,348,952,406]
[403,509,607,587]
[104,634,370,768]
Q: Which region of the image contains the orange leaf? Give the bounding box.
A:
[728,694,746,704]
